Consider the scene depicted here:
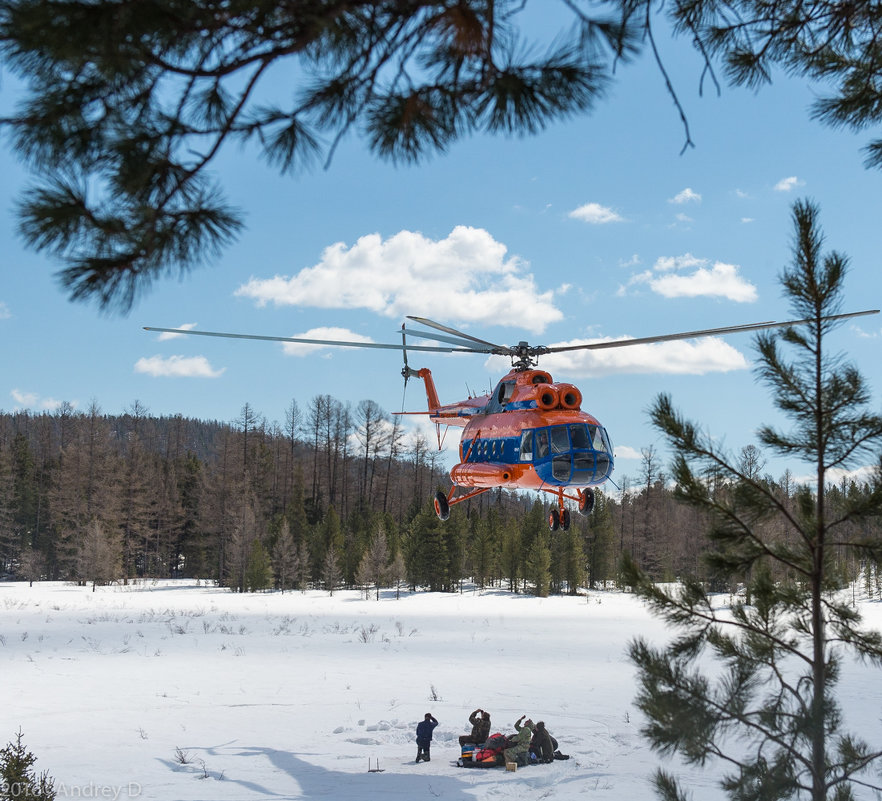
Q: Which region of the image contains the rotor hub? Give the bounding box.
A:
[509,341,548,371]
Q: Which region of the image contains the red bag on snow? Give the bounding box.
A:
[474,733,507,762]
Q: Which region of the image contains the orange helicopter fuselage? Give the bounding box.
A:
[415,367,615,494]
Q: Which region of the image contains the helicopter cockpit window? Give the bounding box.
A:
[519,430,533,462]
[587,425,605,451]
[551,426,570,454]
[535,429,549,459]
[570,424,591,449]
[497,381,515,405]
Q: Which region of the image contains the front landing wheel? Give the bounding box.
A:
[548,509,560,531]
[434,491,450,521]
[578,489,596,515]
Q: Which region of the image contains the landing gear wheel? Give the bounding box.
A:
[434,491,450,521]
[578,489,596,515]
[561,508,571,531]
[548,509,560,531]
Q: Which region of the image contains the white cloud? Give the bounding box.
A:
[497,336,750,378]
[675,213,694,224]
[404,419,461,458]
[616,270,652,297]
[620,254,758,302]
[234,226,562,335]
[134,355,225,378]
[568,202,625,224]
[0,302,10,320]
[653,254,705,272]
[11,389,38,407]
[11,389,64,411]
[651,263,758,302]
[853,324,881,339]
[774,176,804,192]
[157,323,197,341]
[794,464,880,488]
[669,188,701,204]
[280,327,375,357]
[741,217,755,224]
[614,445,643,460]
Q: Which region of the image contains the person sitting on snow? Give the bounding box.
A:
[504,715,534,767]
[459,708,492,746]
[530,721,556,763]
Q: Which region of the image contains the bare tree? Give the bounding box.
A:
[77,519,123,591]
[355,399,388,504]
[272,518,296,592]
[321,547,343,596]
[387,550,407,600]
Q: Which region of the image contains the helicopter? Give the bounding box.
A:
[145,310,878,531]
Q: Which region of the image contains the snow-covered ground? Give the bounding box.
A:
[2,580,881,801]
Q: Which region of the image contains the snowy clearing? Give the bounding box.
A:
[2,580,881,801]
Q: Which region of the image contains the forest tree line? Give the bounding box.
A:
[1,400,880,597]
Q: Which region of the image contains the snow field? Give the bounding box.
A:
[1,580,880,800]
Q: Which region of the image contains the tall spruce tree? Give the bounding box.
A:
[525,534,552,597]
[624,200,882,801]
[244,538,273,592]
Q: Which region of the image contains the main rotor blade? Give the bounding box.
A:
[406,316,508,350]
[143,327,473,354]
[402,325,497,353]
[547,310,880,353]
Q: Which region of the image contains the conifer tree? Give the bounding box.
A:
[518,500,546,592]
[561,527,587,594]
[500,525,521,593]
[624,200,882,801]
[5,2,882,311]
[319,506,344,582]
[244,539,273,592]
[471,508,500,589]
[525,534,552,597]
[0,729,56,801]
[585,491,616,588]
[0,443,16,574]
[406,505,448,592]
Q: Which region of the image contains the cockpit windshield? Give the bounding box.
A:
[521,423,612,485]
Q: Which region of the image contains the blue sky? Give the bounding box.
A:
[2,12,880,491]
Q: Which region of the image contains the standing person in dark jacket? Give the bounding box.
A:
[415,713,439,762]
[459,708,492,746]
